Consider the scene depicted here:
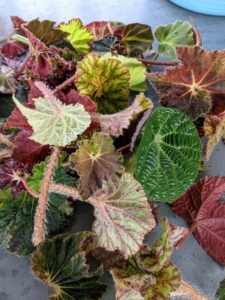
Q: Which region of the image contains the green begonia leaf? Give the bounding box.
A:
[103,53,147,92]
[154,20,194,61]
[215,278,225,300]
[31,232,107,300]
[13,91,91,147]
[69,132,124,198]
[119,23,154,56]
[135,107,201,202]
[59,18,94,54]
[87,173,156,258]
[75,53,130,114]
[92,36,118,53]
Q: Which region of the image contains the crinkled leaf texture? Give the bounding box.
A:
[147,46,225,120]
[103,53,147,92]
[119,23,154,56]
[171,176,225,265]
[31,232,107,300]
[87,172,156,259]
[154,20,194,60]
[92,93,153,136]
[0,66,17,94]
[215,278,225,300]
[204,111,225,160]
[69,132,124,198]
[59,18,94,54]
[135,107,201,202]
[75,52,130,114]
[91,218,183,300]
[85,21,122,40]
[13,91,91,146]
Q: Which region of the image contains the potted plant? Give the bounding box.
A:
[0,16,224,299]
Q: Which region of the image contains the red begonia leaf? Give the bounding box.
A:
[147,46,225,120]
[10,16,27,30]
[11,131,51,165]
[0,40,27,58]
[85,21,122,40]
[0,159,32,198]
[171,176,225,265]
[2,56,23,71]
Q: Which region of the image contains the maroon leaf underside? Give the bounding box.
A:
[0,40,27,58]
[171,176,225,265]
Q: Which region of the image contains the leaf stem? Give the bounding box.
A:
[19,177,39,198]
[116,143,132,152]
[49,183,82,200]
[53,72,82,93]
[12,34,29,45]
[137,58,177,66]
[32,146,61,246]
[14,55,30,79]
[0,133,14,148]
[170,279,210,300]
[0,20,10,42]
[0,149,12,159]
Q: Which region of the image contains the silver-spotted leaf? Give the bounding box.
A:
[31,232,107,300]
[69,132,124,199]
[154,20,194,60]
[13,90,91,146]
[135,107,201,202]
[87,172,156,258]
[75,53,130,114]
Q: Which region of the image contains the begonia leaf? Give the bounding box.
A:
[75,53,130,114]
[0,122,14,161]
[23,18,69,47]
[59,18,94,54]
[13,83,91,146]
[4,106,33,134]
[204,111,225,160]
[0,66,17,94]
[171,176,225,265]
[147,46,225,120]
[0,40,27,58]
[31,232,107,300]
[154,20,194,61]
[91,93,153,136]
[87,172,156,258]
[215,278,225,300]
[85,21,122,40]
[135,107,201,202]
[119,23,154,56]
[190,17,202,47]
[10,16,26,30]
[103,53,147,91]
[69,132,124,198]
[2,55,23,71]
[11,131,51,164]
[92,36,118,53]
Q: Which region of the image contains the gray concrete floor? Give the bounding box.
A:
[0,0,225,299]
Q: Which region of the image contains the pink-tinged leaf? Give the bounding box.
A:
[0,66,17,94]
[87,173,156,258]
[2,56,23,71]
[85,21,122,40]
[12,131,51,165]
[10,16,26,30]
[0,40,27,58]
[91,93,153,136]
[171,176,225,265]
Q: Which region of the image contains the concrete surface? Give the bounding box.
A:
[0,0,225,299]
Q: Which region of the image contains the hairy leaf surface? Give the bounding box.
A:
[13,91,91,146]
[147,46,225,120]
[0,66,17,94]
[135,107,201,202]
[119,23,154,56]
[171,176,225,265]
[92,93,153,136]
[87,173,156,258]
[59,18,94,54]
[31,232,107,300]
[75,53,130,114]
[69,132,124,198]
[85,21,122,40]
[154,21,194,60]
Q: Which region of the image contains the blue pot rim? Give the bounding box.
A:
[169,0,225,16]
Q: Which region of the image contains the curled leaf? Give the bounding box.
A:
[0,40,27,58]
[87,172,156,258]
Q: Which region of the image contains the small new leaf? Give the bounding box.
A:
[69,132,124,198]
[75,53,130,114]
[59,18,94,54]
[87,173,156,258]
[154,20,194,60]
[0,66,17,94]
[30,232,107,300]
[13,86,91,146]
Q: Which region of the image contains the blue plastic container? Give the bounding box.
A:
[169,0,225,16]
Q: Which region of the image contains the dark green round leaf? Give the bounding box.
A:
[135,107,201,202]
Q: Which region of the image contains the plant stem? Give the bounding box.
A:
[32,146,61,246]
[171,279,211,300]
[116,143,132,152]
[49,183,82,200]
[138,58,177,66]
[53,72,82,93]
[19,177,39,198]
[0,133,14,148]
[0,20,10,42]
[12,34,29,45]
[0,149,12,159]
[14,55,30,79]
